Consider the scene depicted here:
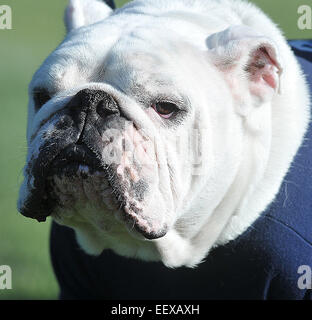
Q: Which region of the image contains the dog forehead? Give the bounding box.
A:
[30,8,211,99]
[32,28,183,95]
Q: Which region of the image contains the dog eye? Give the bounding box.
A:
[33,88,51,111]
[152,102,178,118]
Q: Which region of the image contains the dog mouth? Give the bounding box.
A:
[20,140,167,240]
[49,143,104,177]
[19,141,110,222]
[46,142,122,223]
[46,142,125,216]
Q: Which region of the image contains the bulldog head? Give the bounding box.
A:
[18,0,283,267]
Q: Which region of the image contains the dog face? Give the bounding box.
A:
[18,0,284,267]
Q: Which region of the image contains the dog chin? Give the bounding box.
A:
[52,202,161,262]
[47,163,159,261]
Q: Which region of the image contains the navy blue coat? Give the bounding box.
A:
[50,40,312,300]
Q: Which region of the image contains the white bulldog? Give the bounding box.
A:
[18,0,310,268]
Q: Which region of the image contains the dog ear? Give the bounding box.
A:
[65,0,113,32]
[206,25,283,109]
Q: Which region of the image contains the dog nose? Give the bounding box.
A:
[68,88,119,118]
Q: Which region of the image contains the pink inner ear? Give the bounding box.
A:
[247,46,280,91]
[262,66,278,89]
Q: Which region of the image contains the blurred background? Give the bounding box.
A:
[0,0,310,299]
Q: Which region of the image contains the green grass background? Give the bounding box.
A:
[0,0,310,300]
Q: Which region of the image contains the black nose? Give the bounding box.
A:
[68,88,119,118]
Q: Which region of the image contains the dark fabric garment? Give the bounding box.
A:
[49,40,312,300]
[103,0,115,10]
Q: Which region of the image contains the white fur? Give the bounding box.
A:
[19,0,310,268]
[65,0,112,32]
